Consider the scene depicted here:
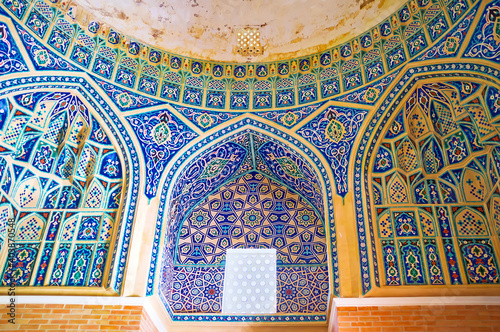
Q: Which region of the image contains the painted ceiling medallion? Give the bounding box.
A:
[199,155,237,180]
[269,154,306,179]
[325,118,344,143]
[151,121,171,145]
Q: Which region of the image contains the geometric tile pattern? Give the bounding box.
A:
[156,126,333,316]
[167,265,329,314]
[276,266,329,313]
[169,266,224,313]
[161,130,328,274]
[177,171,326,265]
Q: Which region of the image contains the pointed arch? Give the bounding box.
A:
[15,213,45,241]
[13,176,41,208]
[359,69,500,296]
[396,137,419,172]
[84,178,105,209]
[148,121,337,315]
[387,173,409,204]
[175,171,327,267]
[0,86,132,294]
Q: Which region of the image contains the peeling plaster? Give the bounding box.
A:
[74,0,407,62]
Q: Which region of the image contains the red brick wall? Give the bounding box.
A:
[337,305,500,332]
[3,302,500,331]
[0,303,151,331]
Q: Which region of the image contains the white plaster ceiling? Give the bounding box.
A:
[74,0,408,62]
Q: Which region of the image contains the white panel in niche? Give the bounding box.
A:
[222,248,276,314]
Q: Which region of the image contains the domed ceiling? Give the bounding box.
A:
[2,0,500,325]
[72,0,407,62]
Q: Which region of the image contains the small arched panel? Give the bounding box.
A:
[0,91,125,289]
[158,129,331,316]
[368,80,500,288]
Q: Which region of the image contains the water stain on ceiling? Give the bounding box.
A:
[73,0,407,62]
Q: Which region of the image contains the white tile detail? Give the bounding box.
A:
[222,248,276,314]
